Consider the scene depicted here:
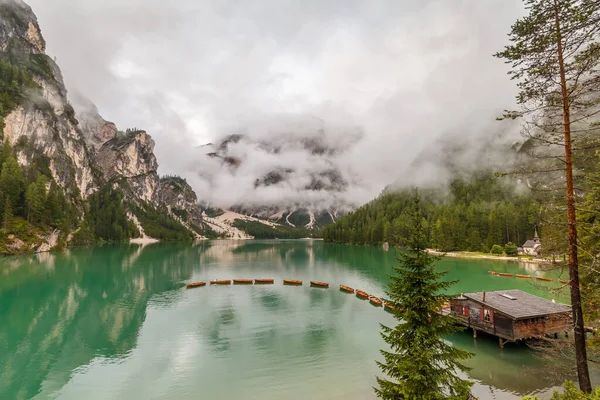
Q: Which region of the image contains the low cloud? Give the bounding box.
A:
[28,0,525,208]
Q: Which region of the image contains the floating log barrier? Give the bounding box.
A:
[210,280,231,285]
[516,274,532,279]
[339,285,355,293]
[488,270,498,276]
[255,278,274,284]
[535,276,553,282]
[283,279,303,286]
[560,279,570,284]
[384,302,396,312]
[497,273,514,277]
[310,281,329,288]
[186,281,206,289]
[369,296,383,307]
[356,290,369,300]
[233,279,253,285]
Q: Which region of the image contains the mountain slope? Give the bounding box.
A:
[0,0,214,253]
[324,172,539,252]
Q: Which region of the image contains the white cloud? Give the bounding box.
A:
[27,0,526,208]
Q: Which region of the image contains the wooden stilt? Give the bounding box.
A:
[473,329,477,340]
[499,338,506,349]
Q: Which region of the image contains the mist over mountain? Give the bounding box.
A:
[26,0,525,213]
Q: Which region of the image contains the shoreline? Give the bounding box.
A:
[425,249,558,265]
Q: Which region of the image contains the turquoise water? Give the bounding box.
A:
[0,240,589,399]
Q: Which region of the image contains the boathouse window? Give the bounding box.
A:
[484,309,491,322]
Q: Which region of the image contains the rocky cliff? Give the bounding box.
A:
[0,0,210,253]
[1,1,98,199]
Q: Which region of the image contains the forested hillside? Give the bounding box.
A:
[324,173,539,252]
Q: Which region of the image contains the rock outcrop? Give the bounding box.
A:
[154,176,204,227]
[0,0,210,251]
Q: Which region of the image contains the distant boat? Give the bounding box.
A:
[369,296,383,307]
[210,280,231,285]
[339,285,355,293]
[516,274,532,279]
[310,281,329,288]
[233,279,253,284]
[356,290,369,300]
[186,281,206,289]
[255,278,274,284]
[283,279,303,286]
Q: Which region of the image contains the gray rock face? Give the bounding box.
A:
[154,176,203,226]
[0,0,208,245]
[0,0,45,54]
[1,2,98,198]
[95,130,159,202]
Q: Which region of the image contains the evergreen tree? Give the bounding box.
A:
[375,194,472,400]
[25,175,46,223]
[495,0,600,391]
[2,195,13,232]
[0,150,25,213]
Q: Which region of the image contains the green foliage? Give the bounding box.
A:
[232,219,319,239]
[25,175,46,223]
[130,203,193,241]
[490,244,504,255]
[204,207,225,218]
[325,173,539,251]
[375,194,472,400]
[504,242,518,256]
[523,381,600,400]
[0,149,26,221]
[0,57,36,130]
[75,184,137,243]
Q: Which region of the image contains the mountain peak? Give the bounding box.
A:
[0,0,45,54]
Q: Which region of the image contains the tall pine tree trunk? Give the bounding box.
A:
[553,0,592,392]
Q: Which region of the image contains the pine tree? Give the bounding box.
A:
[494,0,600,391]
[0,149,25,214]
[2,195,13,232]
[375,194,472,400]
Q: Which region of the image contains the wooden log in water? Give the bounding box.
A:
[310,281,329,288]
[283,279,303,286]
[535,276,553,282]
[516,274,532,279]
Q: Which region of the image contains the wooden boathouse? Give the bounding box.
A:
[448,289,572,348]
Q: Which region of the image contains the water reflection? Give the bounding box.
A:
[0,240,593,400]
[0,243,197,399]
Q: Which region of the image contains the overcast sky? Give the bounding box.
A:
[27,0,525,208]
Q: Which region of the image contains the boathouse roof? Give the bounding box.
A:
[463,289,571,320]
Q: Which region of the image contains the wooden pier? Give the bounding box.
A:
[448,290,572,348]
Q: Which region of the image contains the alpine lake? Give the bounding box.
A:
[1,239,598,400]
